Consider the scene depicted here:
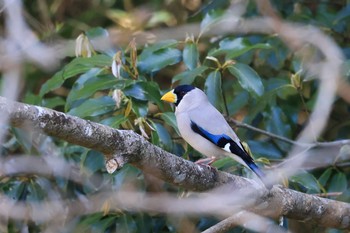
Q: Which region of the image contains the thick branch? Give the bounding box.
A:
[1,96,350,229]
[0,96,250,192]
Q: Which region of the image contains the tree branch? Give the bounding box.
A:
[1,96,350,230]
[228,115,350,148]
[202,211,287,233]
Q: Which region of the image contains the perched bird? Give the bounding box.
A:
[161,84,265,181]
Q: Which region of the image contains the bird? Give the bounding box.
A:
[161,84,265,182]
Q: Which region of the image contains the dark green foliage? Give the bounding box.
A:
[2,0,350,232]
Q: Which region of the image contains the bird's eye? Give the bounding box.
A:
[180,91,185,96]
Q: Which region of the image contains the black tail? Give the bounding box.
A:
[247,162,272,189]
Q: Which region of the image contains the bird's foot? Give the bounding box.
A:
[195,157,217,170]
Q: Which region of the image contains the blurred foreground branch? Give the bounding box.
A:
[1,96,350,230]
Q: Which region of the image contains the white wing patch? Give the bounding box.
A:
[223,143,231,153]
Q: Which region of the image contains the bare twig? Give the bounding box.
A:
[202,211,288,233]
[228,118,350,148]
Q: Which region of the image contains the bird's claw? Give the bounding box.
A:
[195,157,217,171]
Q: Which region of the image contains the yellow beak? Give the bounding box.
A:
[161,90,177,103]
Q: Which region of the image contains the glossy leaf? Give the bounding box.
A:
[82,150,105,173]
[141,40,178,53]
[265,78,297,100]
[159,112,180,135]
[42,97,65,109]
[210,37,271,59]
[247,140,282,159]
[266,106,292,140]
[123,82,147,101]
[152,122,172,151]
[39,72,65,98]
[27,182,45,201]
[172,66,208,85]
[16,182,28,201]
[228,63,264,97]
[68,96,116,118]
[200,10,224,32]
[183,42,199,70]
[140,81,164,110]
[290,171,320,193]
[85,27,109,39]
[138,40,181,73]
[227,91,249,115]
[131,99,148,117]
[100,115,128,128]
[204,70,223,111]
[39,54,112,97]
[198,0,229,15]
[329,172,347,193]
[12,128,32,154]
[318,167,333,187]
[66,69,119,110]
[212,157,236,170]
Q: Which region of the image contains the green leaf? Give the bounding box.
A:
[138,47,182,73]
[265,106,292,151]
[183,42,199,70]
[23,92,41,105]
[147,11,175,27]
[42,96,65,109]
[198,0,229,15]
[123,82,147,101]
[247,140,282,159]
[266,106,292,139]
[172,66,208,85]
[141,40,178,53]
[12,128,32,154]
[159,112,180,135]
[204,70,223,111]
[39,54,112,97]
[318,168,333,187]
[123,81,164,111]
[76,213,105,231]
[39,71,65,97]
[337,145,350,161]
[152,122,172,151]
[212,157,236,170]
[228,63,264,97]
[131,99,148,117]
[200,10,224,32]
[140,81,164,110]
[227,91,249,115]
[27,182,45,201]
[85,27,109,39]
[210,37,271,59]
[265,78,297,100]
[290,171,320,193]
[82,150,105,173]
[66,71,119,111]
[68,96,116,118]
[17,182,28,200]
[99,216,119,232]
[100,115,128,128]
[328,172,347,193]
[334,4,350,23]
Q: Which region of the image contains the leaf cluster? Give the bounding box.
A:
[2,0,350,232]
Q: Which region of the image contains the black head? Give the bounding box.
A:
[173,85,195,106]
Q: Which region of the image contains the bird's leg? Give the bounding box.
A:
[195,156,217,166]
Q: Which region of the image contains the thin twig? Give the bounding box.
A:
[228,118,350,148]
[202,210,289,233]
[315,192,343,197]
